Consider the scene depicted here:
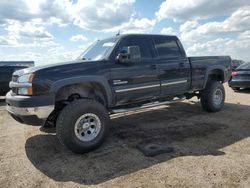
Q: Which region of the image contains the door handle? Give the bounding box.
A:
[151,64,157,69]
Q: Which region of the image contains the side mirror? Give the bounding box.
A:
[116,46,141,65]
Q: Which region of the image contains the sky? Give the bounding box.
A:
[0,0,250,65]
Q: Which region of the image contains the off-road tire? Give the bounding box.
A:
[56,99,110,154]
[200,81,225,112]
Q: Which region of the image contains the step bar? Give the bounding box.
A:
[111,97,186,114]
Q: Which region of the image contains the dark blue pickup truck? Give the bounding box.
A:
[6,34,232,153]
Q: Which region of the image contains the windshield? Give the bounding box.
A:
[77,37,119,61]
[237,62,250,69]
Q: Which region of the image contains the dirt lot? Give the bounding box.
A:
[0,85,250,188]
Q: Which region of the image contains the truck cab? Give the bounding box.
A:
[108,35,190,105]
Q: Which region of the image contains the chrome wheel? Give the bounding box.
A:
[213,89,223,106]
[74,113,101,142]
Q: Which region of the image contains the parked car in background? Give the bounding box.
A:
[0,61,34,96]
[231,59,244,70]
[229,62,250,91]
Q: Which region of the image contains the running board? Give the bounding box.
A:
[111,97,186,113]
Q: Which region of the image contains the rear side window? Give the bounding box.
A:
[119,36,154,58]
[154,37,182,58]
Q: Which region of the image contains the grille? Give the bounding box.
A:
[11,75,18,94]
[12,88,18,94]
[12,75,18,82]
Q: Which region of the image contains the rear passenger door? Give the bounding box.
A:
[110,36,160,105]
[153,36,191,96]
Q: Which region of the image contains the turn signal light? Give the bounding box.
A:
[27,87,33,95]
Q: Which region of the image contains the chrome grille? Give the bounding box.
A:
[12,88,18,94]
[11,75,19,94]
[12,75,18,82]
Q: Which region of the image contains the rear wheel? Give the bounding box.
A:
[200,81,225,112]
[56,99,110,153]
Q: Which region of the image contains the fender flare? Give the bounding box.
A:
[202,65,226,89]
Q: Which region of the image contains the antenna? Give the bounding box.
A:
[116,30,120,36]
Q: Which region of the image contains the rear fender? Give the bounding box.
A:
[203,66,226,89]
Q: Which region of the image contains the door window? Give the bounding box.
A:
[119,36,155,59]
[154,37,182,58]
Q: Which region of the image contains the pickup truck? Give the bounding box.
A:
[6,34,232,153]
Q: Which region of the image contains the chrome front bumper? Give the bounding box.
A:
[5,91,55,125]
[6,105,54,119]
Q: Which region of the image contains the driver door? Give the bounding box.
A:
[109,36,160,105]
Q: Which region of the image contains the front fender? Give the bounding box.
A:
[49,76,113,106]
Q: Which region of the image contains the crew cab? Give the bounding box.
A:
[6,34,232,153]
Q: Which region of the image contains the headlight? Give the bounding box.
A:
[18,87,33,95]
[17,73,34,95]
[18,74,34,83]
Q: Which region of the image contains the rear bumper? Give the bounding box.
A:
[228,80,250,88]
[5,92,55,125]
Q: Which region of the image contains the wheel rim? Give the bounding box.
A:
[74,113,101,142]
[213,89,223,106]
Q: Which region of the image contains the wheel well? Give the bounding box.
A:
[45,82,108,126]
[208,69,224,82]
[55,83,107,106]
[45,83,108,127]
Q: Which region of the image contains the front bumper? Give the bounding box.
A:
[5,92,55,125]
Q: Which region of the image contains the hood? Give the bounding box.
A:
[13,60,95,76]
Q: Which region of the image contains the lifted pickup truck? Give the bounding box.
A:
[6,34,232,153]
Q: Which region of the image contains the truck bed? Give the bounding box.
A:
[188,56,232,91]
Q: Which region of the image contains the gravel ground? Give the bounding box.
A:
[0,85,250,188]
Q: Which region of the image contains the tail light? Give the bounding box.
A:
[231,71,237,77]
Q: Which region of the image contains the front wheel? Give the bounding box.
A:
[200,81,225,112]
[56,99,110,154]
